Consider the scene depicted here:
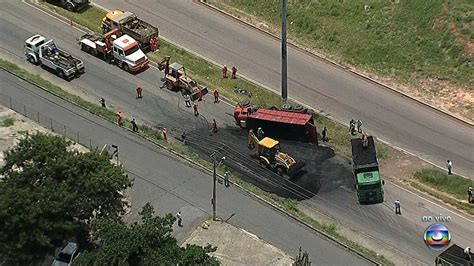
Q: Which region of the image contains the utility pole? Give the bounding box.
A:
[281,0,289,109]
[212,155,225,221]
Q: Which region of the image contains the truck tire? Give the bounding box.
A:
[276,166,285,176]
[123,63,130,72]
[56,68,64,79]
[65,3,74,12]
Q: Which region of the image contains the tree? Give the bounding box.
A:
[75,203,219,265]
[0,133,131,264]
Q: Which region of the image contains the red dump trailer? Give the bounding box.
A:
[234,102,317,144]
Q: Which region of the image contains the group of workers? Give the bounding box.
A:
[222,65,237,79]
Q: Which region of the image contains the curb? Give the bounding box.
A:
[196,0,473,127]
[0,62,380,264]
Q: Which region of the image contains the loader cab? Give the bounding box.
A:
[258,137,280,161]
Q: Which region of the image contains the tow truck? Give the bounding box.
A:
[79,29,149,72]
[25,34,84,80]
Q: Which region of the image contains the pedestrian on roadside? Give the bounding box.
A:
[116,111,123,126]
[257,127,264,140]
[394,199,401,215]
[184,94,191,107]
[349,119,355,135]
[213,89,220,103]
[162,127,168,142]
[136,86,143,99]
[468,186,473,203]
[176,211,182,227]
[181,131,186,145]
[212,119,218,133]
[447,160,453,175]
[224,171,230,187]
[356,119,362,133]
[322,127,328,142]
[222,65,228,78]
[231,66,237,79]
[131,118,138,132]
[193,103,199,116]
[100,98,106,108]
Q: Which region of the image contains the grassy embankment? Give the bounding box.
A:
[208,0,473,87]
[412,170,474,215]
[1,118,15,127]
[0,57,392,266]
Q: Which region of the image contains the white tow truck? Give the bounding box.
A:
[24,34,85,80]
[79,29,149,72]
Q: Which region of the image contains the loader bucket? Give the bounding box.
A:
[287,161,306,177]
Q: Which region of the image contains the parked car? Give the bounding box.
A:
[51,242,80,266]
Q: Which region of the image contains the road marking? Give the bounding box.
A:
[22,0,473,223]
[386,180,473,223]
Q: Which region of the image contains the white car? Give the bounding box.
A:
[51,242,80,266]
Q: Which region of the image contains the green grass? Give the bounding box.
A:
[209,0,473,87]
[1,58,391,264]
[42,0,104,32]
[2,118,15,127]
[414,169,473,200]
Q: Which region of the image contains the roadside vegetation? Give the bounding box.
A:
[412,169,474,215]
[208,0,474,120]
[1,117,14,127]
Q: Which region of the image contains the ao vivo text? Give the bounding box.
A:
[421,215,452,223]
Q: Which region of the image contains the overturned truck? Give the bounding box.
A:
[234,101,318,144]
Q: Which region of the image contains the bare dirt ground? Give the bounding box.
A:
[183,220,294,265]
[206,1,474,123]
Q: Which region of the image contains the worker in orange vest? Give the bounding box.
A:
[136,86,143,99]
[213,89,220,103]
[231,66,237,79]
[212,119,218,133]
[193,103,199,116]
[222,65,228,78]
[116,111,123,126]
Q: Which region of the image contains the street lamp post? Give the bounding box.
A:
[212,155,225,221]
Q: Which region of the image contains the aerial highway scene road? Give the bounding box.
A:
[0,1,472,265]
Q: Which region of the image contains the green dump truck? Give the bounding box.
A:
[351,136,384,204]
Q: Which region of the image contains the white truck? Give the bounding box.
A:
[79,29,149,72]
[25,35,85,80]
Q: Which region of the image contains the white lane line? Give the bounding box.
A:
[22,0,474,222]
[387,180,473,223]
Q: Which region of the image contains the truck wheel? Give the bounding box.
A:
[123,63,130,72]
[276,166,285,176]
[65,3,74,11]
[27,55,36,64]
[56,68,64,78]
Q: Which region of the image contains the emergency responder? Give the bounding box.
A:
[222,65,228,78]
[193,103,199,116]
[349,119,355,135]
[136,86,143,99]
[231,66,237,79]
[356,119,362,133]
[116,111,123,126]
[212,119,218,133]
[184,94,191,107]
[213,89,220,103]
[362,134,368,148]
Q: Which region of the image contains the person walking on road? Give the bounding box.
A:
[136,86,143,99]
[447,160,453,175]
[100,98,106,108]
[116,111,123,126]
[231,66,237,79]
[322,127,328,142]
[213,89,220,103]
[193,103,199,116]
[222,65,228,78]
[394,199,401,215]
[212,119,218,133]
[184,94,191,107]
[356,119,362,133]
[131,118,138,132]
[176,211,182,227]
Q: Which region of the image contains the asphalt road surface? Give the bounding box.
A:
[0,69,372,265]
[93,0,474,178]
[0,1,472,264]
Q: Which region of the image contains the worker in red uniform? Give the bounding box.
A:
[116,111,123,126]
[362,134,368,148]
[213,89,220,103]
[136,86,143,99]
[193,103,199,116]
[195,87,202,101]
[222,65,228,78]
[212,119,218,133]
[162,127,167,142]
[231,66,237,79]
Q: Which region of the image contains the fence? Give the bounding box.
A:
[0,93,103,151]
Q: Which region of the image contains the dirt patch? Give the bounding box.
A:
[379,147,433,182]
[183,221,293,265]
